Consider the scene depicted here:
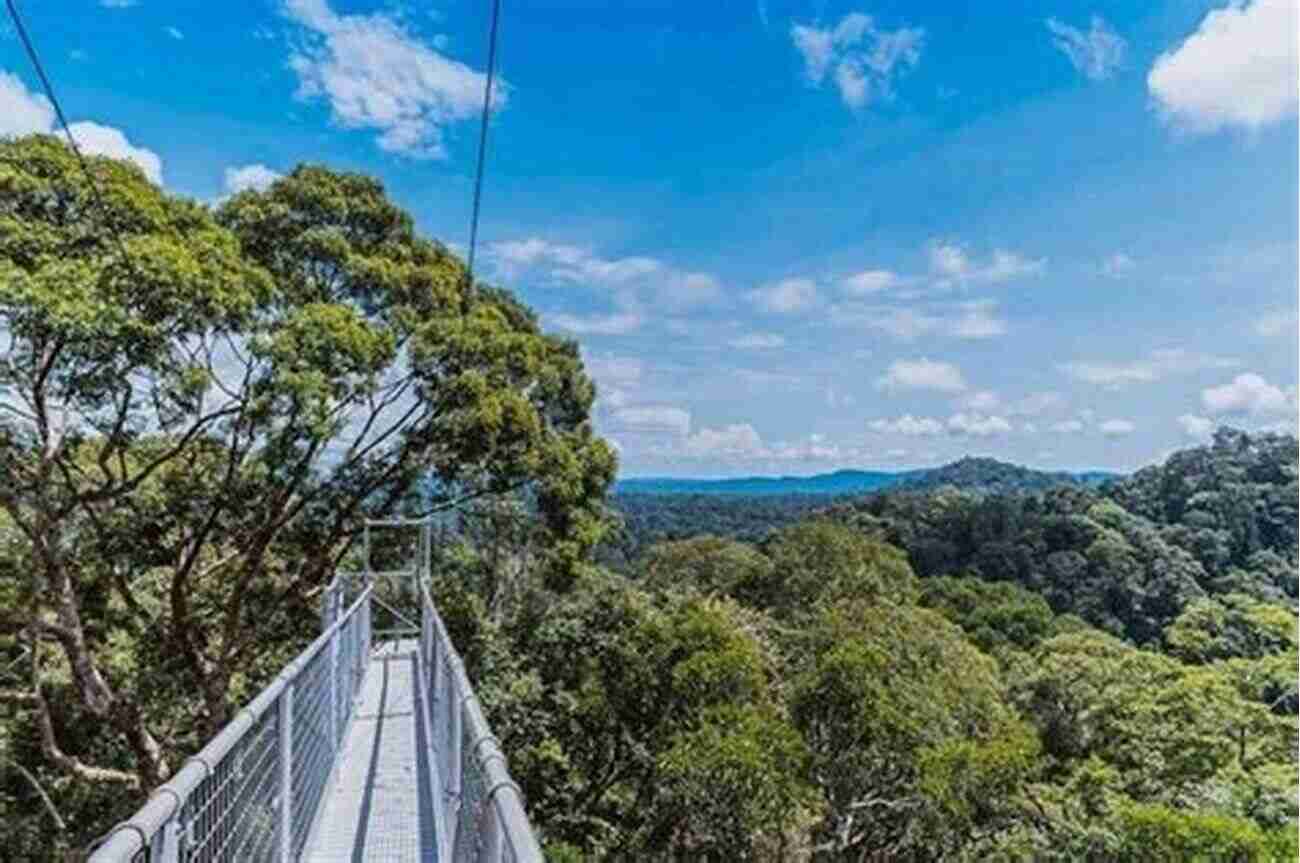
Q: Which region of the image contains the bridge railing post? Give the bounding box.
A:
[277,684,294,863]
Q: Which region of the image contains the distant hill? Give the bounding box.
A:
[614,469,909,497]
[614,458,1116,497]
[899,457,1117,494]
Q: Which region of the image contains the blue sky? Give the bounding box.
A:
[2,0,1296,476]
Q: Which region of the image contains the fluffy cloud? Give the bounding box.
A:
[1046,16,1126,80]
[928,241,1045,287]
[284,0,504,158]
[1098,419,1135,437]
[1007,391,1066,416]
[1148,0,1297,132]
[841,269,902,295]
[1051,419,1085,434]
[99,0,137,7]
[876,358,967,393]
[1202,373,1292,415]
[869,415,944,436]
[958,390,1001,411]
[609,405,691,437]
[947,413,1013,436]
[683,423,765,458]
[948,301,1008,338]
[1060,348,1239,387]
[489,237,718,311]
[1177,413,1215,441]
[546,312,642,335]
[790,13,923,109]
[65,122,163,184]
[835,300,1008,342]
[223,164,282,194]
[0,74,162,183]
[166,26,184,40]
[491,238,660,285]
[0,72,54,139]
[750,277,819,314]
[727,332,786,350]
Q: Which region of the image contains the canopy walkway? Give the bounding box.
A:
[87,522,542,863]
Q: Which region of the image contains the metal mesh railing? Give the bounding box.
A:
[419,582,544,863]
[88,582,374,863]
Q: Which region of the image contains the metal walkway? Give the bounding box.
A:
[305,642,439,862]
[88,519,544,863]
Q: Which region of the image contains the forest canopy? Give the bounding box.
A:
[0,136,1294,861]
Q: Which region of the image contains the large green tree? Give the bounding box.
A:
[0,135,613,853]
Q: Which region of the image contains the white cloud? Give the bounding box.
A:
[947,413,1013,436]
[99,0,137,7]
[727,332,786,350]
[1046,16,1126,80]
[751,277,819,314]
[1201,373,1291,415]
[1099,419,1135,437]
[842,269,902,295]
[546,312,642,336]
[1254,309,1297,337]
[928,241,1045,287]
[610,406,691,437]
[66,122,163,184]
[869,415,944,436]
[284,0,504,158]
[791,13,923,109]
[1101,253,1135,277]
[1177,414,1215,441]
[223,164,282,194]
[1148,0,1297,132]
[683,423,765,458]
[876,358,967,392]
[1060,348,1239,387]
[959,390,1001,411]
[662,272,723,308]
[584,353,642,389]
[488,237,719,311]
[949,302,1007,338]
[1051,419,1085,434]
[0,74,163,183]
[166,26,184,40]
[0,72,55,138]
[1007,391,1066,416]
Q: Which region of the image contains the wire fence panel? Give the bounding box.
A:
[88,585,374,863]
[419,583,544,863]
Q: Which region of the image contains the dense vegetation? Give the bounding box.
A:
[600,456,1118,569]
[0,137,1293,861]
[0,136,613,858]
[434,428,1297,860]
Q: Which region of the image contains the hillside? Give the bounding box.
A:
[600,457,1120,568]
[615,458,1115,497]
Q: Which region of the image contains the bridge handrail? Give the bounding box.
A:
[88,583,374,862]
[419,580,545,863]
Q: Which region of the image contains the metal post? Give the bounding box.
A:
[158,818,180,863]
[480,808,502,863]
[278,685,293,863]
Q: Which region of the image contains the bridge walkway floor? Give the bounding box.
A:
[303,640,439,862]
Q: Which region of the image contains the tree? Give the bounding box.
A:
[791,601,1037,859]
[0,136,613,850]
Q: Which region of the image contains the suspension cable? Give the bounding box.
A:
[464,0,503,295]
[4,0,148,288]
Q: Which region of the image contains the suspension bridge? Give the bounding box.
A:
[86,521,542,863]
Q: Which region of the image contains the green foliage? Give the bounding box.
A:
[0,137,612,856]
[919,576,1056,652]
